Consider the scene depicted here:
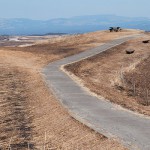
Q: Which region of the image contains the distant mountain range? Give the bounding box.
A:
[0,15,150,35]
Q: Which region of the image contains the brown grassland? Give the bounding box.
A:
[0,30,143,149]
[65,35,150,116]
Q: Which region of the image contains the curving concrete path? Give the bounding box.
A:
[41,35,150,150]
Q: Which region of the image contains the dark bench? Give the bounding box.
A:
[109,27,122,32]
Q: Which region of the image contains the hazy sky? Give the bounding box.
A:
[0,0,150,20]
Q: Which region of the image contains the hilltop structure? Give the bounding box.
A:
[109,27,122,32]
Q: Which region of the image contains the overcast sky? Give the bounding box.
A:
[0,0,150,20]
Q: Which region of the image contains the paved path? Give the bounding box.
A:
[41,35,150,150]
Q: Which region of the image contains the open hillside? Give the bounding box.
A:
[0,29,144,149]
[65,35,150,116]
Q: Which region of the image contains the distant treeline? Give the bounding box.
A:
[30,33,67,36]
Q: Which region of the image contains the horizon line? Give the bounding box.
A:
[0,14,150,21]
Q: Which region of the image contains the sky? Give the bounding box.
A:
[0,0,150,20]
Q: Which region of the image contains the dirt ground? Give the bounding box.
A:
[124,56,150,106]
[0,30,142,149]
[65,36,150,116]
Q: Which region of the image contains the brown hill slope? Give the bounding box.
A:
[0,30,142,149]
[65,36,150,116]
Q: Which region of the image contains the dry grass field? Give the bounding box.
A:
[65,36,150,116]
[0,29,143,149]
